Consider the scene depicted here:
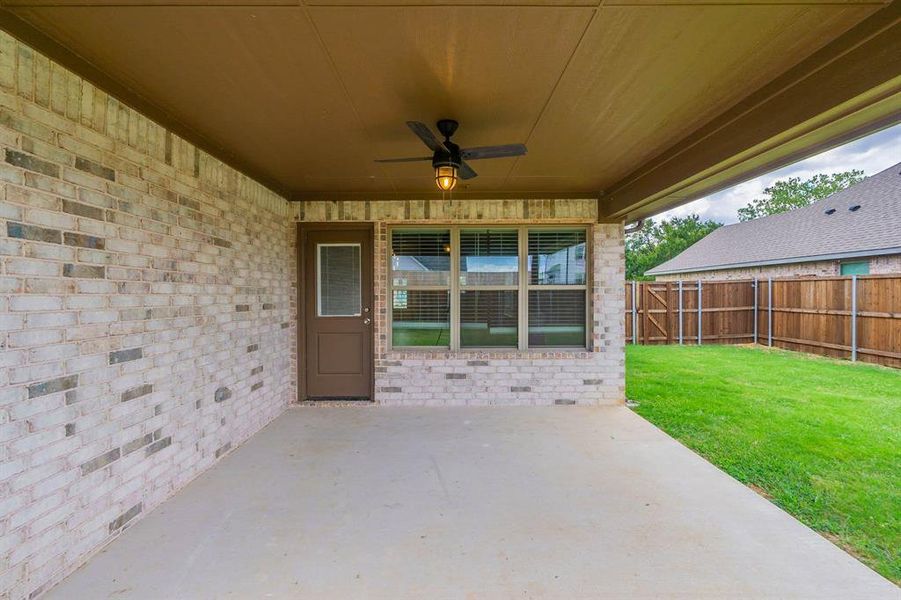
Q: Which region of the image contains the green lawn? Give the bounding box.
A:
[626,345,901,583]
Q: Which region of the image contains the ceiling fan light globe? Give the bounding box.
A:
[435,165,458,191]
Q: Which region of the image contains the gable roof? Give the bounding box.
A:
[646,162,901,276]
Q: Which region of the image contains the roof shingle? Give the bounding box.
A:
[646,162,901,275]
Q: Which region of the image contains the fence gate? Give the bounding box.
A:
[627,282,676,344]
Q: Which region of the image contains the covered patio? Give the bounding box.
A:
[44,407,897,598]
[0,0,899,597]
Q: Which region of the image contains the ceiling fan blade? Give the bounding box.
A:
[406,121,447,153]
[458,161,477,180]
[461,144,527,160]
[374,156,433,163]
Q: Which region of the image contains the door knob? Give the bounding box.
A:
[363,318,371,325]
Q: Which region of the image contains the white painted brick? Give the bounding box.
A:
[6,258,60,277]
[0,313,24,331]
[26,311,76,328]
[8,328,63,347]
[10,295,63,311]
[23,207,76,230]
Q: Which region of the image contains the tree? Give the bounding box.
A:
[737,170,865,222]
[626,215,722,280]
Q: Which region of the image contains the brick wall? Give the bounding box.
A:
[295,200,626,406]
[0,30,628,599]
[654,254,901,281]
[0,32,296,599]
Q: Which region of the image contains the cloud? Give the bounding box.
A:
[655,123,901,224]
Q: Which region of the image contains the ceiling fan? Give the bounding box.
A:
[375,120,527,191]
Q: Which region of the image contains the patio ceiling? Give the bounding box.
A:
[0,1,899,221]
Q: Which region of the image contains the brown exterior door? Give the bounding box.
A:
[303,226,373,400]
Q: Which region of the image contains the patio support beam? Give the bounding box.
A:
[598,3,901,222]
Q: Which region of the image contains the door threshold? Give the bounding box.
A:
[297,397,374,406]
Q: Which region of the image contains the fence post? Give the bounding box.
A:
[767,277,773,347]
[678,280,683,345]
[851,275,858,362]
[753,278,758,344]
[697,279,702,345]
[631,281,637,345]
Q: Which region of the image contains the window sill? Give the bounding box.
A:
[383,348,595,360]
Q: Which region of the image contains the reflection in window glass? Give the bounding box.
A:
[391,230,451,287]
[392,290,450,347]
[528,290,585,347]
[528,229,586,285]
[460,290,517,348]
[840,261,869,275]
[460,229,519,286]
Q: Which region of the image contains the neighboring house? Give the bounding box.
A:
[647,162,901,281]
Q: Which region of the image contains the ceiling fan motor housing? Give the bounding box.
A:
[433,119,462,169]
[432,141,461,169]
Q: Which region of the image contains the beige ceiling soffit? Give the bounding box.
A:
[628,91,901,222]
[300,3,398,194]
[598,2,901,221]
[0,9,291,199]
[500,6,599,188]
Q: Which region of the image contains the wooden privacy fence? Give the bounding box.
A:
[625,275,901,369]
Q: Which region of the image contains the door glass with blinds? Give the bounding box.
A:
[391,229,451,347]
[317,243,361,317]
[460,229,518,347]
[527,229,587,347]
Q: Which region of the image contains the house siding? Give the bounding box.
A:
[0,32,296,599]
[654,253,901,281]
[294,201,626,406]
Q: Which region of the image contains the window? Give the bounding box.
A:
[460,229,519,347]
[391,230,451,347]
[840,261,869,275]
[389,226,589,350]
[317,244,361,317]
[527,229,587,347]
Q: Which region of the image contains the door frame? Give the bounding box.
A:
[296,222,376,402]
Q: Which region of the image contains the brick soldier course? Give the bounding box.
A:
[0,33,624,598]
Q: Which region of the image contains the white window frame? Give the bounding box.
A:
[317,243,362,317]
[388,225,591,352]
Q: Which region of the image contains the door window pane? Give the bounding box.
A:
[460,290,518,348]
[317,244,361,317]
[391,230,451,287]
[528,229,586,285]
[392,290,450,347]
[529,290,585,347]
[460,229,519,286]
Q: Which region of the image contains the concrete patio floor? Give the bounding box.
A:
[46,407,896,599]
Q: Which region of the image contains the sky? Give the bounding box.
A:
[654,123,901,225]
